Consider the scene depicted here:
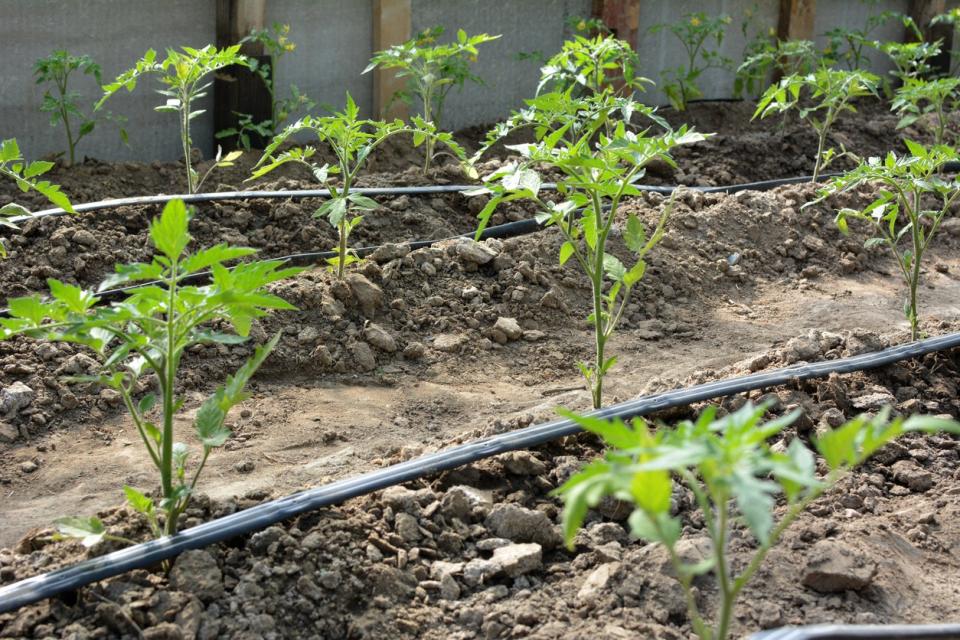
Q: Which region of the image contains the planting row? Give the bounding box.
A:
[3,7,960,638]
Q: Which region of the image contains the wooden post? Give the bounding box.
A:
[215,0,272,151]
[372,0,411,120]
[777,0,816,41]
[591,0,640,48]
[908,0,950,74]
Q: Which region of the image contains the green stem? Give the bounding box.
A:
[812,122,827,183]
[162,262,178,536]
[181,88,194,194]
[713,502,735,640]
[423,83,434,173]
[589,191,606,409]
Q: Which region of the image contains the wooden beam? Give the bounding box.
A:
[777,0,816,42]
[372,0,411,120]
[214,0,271,151]
[591,0,640,48]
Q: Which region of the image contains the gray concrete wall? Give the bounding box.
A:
[266,0,374,119]
[412,0,594,131]
[0,0,216,163]
[0,0,946,162]
[637,0,780,104]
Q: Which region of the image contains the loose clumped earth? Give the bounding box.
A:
[2,101,960,639]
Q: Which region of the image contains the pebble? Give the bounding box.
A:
[0,382,34,416]
[802,540,877,592]
[432,333,468,353]
[485,503,561,549]
[345,273,383,316]
[364,323,397,352]
[456,240,498,265]
[490,317,522,344]
[349,341,377,372]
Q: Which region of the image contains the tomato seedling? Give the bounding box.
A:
[537,33,649,98]
[815,142,960,340]
[250,93,465,279]
[0,138,75,256]
[0,199,301,539]
[34,50,127,166]
[470,90,706,409]
[650,12,733,111]
[364,27,499,172]
[754,68,879,181]
[556,401,960,640]
[98,45,248,193]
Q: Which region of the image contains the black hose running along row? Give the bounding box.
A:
[750,624,960,639]
[19,162,960,224]
[1,330,959,614]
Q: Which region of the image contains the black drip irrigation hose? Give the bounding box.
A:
[751,624,960,639]
[18,161,960,224]
[1,330,960,614]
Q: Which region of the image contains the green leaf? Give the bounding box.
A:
[123,485,154,515]
[559,241,576,265]
[623,214,646,252]
[150,199,191,260]
[54,516,107,548]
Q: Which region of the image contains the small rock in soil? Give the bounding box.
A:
[577,561,620,605]
[802,540,877,592]
[369,242,410,263]
[491,542,542,577]
[490,317,523,344]
[402,341,425,360]
[456,240,498,265]
[349,341,377,372]
[500,451,547,475]
[432,333,468,353]
[364,323,397,352]
[485,503,561,549]
[0,421,18,443]
[19,460,38,474]
[169,550,223,602]
[345,273,383,316]
[0,381,34,416]
[441,485,491,521]
[891,459,934,492]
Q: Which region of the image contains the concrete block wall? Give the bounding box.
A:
[0,0,946,162]
[410,0,593,132]
[0,0,216,163]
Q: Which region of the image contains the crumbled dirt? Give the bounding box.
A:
[2,328,960,639]
[2,100,960,639]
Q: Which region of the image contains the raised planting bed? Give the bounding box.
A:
[2,99,960,640]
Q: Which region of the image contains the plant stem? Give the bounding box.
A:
[180,89,194,194]
[812,123,827,183]
[162,262,178,536]
[423,83,434,173]
[337,219,347,280]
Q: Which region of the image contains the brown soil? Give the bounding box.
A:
[1,101,960,639]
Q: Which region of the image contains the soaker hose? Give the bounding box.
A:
[1,331,959,613]
[17,160,960,224]
[751,624,960,639]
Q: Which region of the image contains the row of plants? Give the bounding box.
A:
[2,11,959,638]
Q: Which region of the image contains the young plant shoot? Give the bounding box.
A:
[536,33,649,98]
[97,46,248,193]
[650,12,733,111]
[364,27,499,171]
[754,68,879,181]
[0,199,301,539]
[249,93,465,279]
[820,1,901,70]
[736,39,819,100]
[892,77,960,146]
[556,401,960,640]
[814,142,960,340]
[217,22,316,147]
[34,50,127,166]
[0,138,75,256]
[470,91,706,409]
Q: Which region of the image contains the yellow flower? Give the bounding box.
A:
[577,20,587,31]
[768,27,776,36]
[690,16,702,27]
